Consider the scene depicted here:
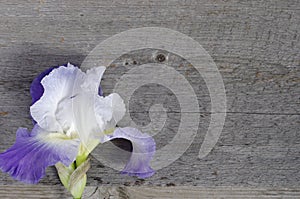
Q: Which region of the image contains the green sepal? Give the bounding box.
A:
[69,158,91,199]
[55,159,91,199]
[55,162,75,190]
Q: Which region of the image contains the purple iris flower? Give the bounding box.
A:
[0,63,156,184]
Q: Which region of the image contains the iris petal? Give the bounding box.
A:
[30,64,104,107]
[30,64,106,133]
[102,127,156,178]
[71,93,102,149]
[30,66,57,105]
[71,92,124,150]
[94,93,126,131]
[30,63,85,132]
[0,125,80,184]
[81,66,106,94]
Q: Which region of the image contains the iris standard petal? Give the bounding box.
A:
[72,92,125,150]
[0,125,80,184]
[102,127,156,178]
[30,63,85,132]
[55,97,76,136]
[30,65,105,106]
[30,65,107,133]
[94,93,126,131]
[71,93,101,149]
[30,66,57,105]
[81,66,106,95]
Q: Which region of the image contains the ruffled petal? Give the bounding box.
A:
[71,93,101,149]
[30,65,106,133]
[72,92,125,150]
[81,66,106,95]
[55,97,77,136]
[30,66,57,105]
[0,125,80,184]
[102,127,156,178]
[30,65,104,106]
[94,93,126,131]
[30,63,85,132]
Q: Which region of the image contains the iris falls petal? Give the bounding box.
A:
[0,125,80,184]
[102,127,156,178]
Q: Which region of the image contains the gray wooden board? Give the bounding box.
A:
[1,185,300,199]
[0,0,299,198]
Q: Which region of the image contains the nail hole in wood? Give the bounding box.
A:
[156,54,166,62]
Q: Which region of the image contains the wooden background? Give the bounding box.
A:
[0,0,299,198]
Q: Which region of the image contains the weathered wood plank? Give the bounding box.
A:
[0,185,71,199]
[1,185,300,199]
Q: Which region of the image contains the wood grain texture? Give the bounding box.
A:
[2,185,300,199]
[0,0,299,198]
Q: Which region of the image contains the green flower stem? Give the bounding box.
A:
[57,135,116,199]
[56,143,91,199]
[75,144,89,167]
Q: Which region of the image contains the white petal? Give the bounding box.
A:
[72,93,102,148]
[72,92,125,149]
[30,64,85,132]
[95,93,126,131]
[81,66,106,93]
[55,97,76,136]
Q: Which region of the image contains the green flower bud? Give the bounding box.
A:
[56,158,91,199]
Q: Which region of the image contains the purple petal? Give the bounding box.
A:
[30,66,57,105]
[103,127,156,178]
[0,125,80,184]
[98,85,103,96]
[30,66,58,125]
